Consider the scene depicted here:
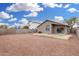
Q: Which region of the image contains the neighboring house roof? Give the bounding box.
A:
[37,20,70,28]
[19,21,40,29]
[29,22,40,29]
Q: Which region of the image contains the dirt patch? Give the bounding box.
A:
[0,33,79,56]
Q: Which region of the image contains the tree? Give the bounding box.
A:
[65,17,79,25]
[22,26,29,29]
[9,27,16,29]
[0,25,7,29]
[65,17,79,33]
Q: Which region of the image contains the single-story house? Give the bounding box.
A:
[37,20,71,34]
[29,22,40,29]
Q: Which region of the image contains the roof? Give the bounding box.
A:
[29,21,41,24]
[37,20,70,28]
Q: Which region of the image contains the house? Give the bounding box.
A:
[19,21,40,30]
[29,22,40,29]
[37,20,70,34]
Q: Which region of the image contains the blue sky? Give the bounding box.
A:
[0,3,79,26]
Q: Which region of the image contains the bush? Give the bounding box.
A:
[22,26,29,29]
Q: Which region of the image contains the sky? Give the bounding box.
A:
[0,3,79,27]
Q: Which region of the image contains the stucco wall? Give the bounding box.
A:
[37,22,68,34]
[52,26,68,34]
[37,21,52,33]
[37,21,69,34]
[54,26,63,33]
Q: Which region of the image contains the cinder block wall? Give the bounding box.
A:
[0,29,37,35]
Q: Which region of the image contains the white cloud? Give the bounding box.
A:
[8,23,20,28]
[0,11,11,19]
[0,23,9,26]
[18,18,30,28]
[67,8,79,13]
[54,16,64,22]
[5,23,9,26]
[64,4,70,8]
[43,3,63,8]
[19,18,29,25]
[8,18,17,22]
[14,23,20,27]
[0,23,6,25]
[10,14,13,18]
[24,12,38,17]
[43,3,71,9]
[7,3,43,17]
[6,3,43,12]
[9,18,29,28]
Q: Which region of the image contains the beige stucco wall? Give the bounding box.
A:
[53,26,63,33]
[37,21,52,34]
[37,21,69,34]
[52,26,67,34]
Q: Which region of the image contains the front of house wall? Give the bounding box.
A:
[51,25,69,34]
[37,21,69,34]
[37,21,52,33]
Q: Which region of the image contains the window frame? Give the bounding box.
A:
[45,25,50,32]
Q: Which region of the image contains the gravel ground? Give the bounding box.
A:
[0,33,79,56]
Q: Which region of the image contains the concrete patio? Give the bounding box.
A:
[33,33,72,40]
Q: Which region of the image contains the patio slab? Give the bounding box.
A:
[33,33,72,40]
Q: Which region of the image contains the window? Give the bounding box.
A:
[45,25,50,31]
[57,28,62,33]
